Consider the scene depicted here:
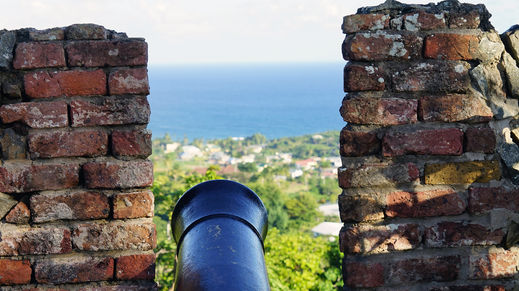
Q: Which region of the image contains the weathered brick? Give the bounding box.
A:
[66,40,147,67]
[13,42,65,69]
[0,193,17,220]
[425,221,504,247]
[72,221,156,251]
[70,96,150,127]
[35,257,114,284]
[387,256,460,284]
[403,11,446,31]
[109,68,149,95]
[0,128,26,160]
[0,101,68,128]
[24,69,107,98]
[340,97,417,125]
[28,130,108,159]
[419,94,493,123]
[0,259,31,285]
[31,191,109,223]
[386,189,466,218]
[116,254,155,280]
[66,24,107,40]
[449,10,481,29]
[465,127,496,153]
[338,194,384,222]
[425,161,501,184]
[392,62,470,93]
[5,202,30,224]
[425,33,479,60]
[431,286,505,291]
[469,247,519,279]
[111,129,152,158]
[0,227,71,256]
[469,187,519,214]
[340,128,380,157]
[344,63,385,92]
[27,27,64,41]
[382,128,463,156]
[83,160,153,189]
[113,190,154,219]
[339,163,419,188]
[78,284,158,291]
[343,31,422,61]
[342,14,389,33]
[340,223,420,254]
[344,261,384,288]
[0,163,79,193]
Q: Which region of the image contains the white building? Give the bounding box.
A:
[179,145,203,161]
[164,142,180,153]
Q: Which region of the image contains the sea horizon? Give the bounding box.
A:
[148,62,345,141]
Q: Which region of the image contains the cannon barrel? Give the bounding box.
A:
[171,180,270,291]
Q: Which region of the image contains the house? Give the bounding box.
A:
[179,145,203,161]
[311,222,342,241]
[165,142,180,153]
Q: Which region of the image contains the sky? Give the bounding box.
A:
[1,0,517,65]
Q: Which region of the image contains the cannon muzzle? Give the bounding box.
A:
[171,180,270,291]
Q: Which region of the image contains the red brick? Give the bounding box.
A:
[66,40,147,67]
[28,130,108,159]
[449,10,481,29]
[339,162,419,188]
[426,221,504,248]
[344,63,385,92]
[83,160,153,189]
[24,69,107,98]
[469,187,519,214]
[28,27,65,41]
[5,202,30,224]
[403,11,446,31]
[344,261,384,288]
[0,259,31,285]
[0,163,79,193]
[469,248,519,279]
[109,68,149,95]
[420,94,492,123]
[116,254,155,280]
[35,257,114,284]
[13,42,65,69]
[383,128,463,156]
[0,101,68,128]
[343,31,422,61]
[465,127,495,153]
[340,97,417,125]
[70,96,150,127]
[340,223,420,254]
[111,129,152,158]
[113,190,154,219]
[425,33,479,60]
[388,256,460,284]
[342,14,389,33]
[31,191,109,223]
[392,62,470,93]
[386,189,466,218]
[0,227,71,256]
[338,194,384,222]
[72,221,156,251]
[340,128,380,157]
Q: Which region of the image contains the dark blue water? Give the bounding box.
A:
[148,63,345,140]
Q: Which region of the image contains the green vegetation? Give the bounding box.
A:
[152,131,343,290]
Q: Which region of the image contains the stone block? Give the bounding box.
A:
[0,101,68,128]
[419,94,493,123]
[82,160,153,189]
[113,190,154,219]
[31,192,109,223]
[382,128,463,156]
[425,221,504,247]
[339,128,380,157]
[425,33,479,60]
[342,13,389,33]
[70,96,150,127]
[425,161,501,184]
[28,130,108,158]
[13,42,65,69]
[66,40,147,67]
[109,68,149,95]
[340,97,417,125]
[24,69,107,98]
[386,189,466,218]
[343,31,422,61]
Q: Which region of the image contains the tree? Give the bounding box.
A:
[264,228,343,291]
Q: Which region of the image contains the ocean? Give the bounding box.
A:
[148,62,345,140]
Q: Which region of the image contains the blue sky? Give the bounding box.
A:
[2,0,517,64]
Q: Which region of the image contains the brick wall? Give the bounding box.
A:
[339,1,519,290]
[0,24,156,290]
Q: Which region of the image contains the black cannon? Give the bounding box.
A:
[171,180,270,290]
